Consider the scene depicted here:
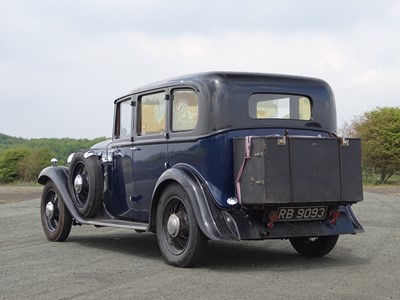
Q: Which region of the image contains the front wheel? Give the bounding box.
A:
[156,183,207,267]
[289,235,339,257]
[40,181,72,241]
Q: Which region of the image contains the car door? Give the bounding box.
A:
[131,91,168,222]
[108,97,144,221]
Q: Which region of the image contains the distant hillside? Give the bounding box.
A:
[0,133,109,183]
[0,133,26,146]
[0,133,107,163]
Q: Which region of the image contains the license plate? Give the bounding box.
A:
[277,206,327,221]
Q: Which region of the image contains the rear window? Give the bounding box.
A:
[249,94,312,120]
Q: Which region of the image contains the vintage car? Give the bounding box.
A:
[38,72,364,267]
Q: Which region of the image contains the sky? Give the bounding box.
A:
[0,0,399,139]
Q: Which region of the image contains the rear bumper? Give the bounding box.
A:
[222,204,364,240]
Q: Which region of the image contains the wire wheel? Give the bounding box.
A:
[68,152,103,218]
[163,196,190,255]
[70,161,90,208]
[44,188,60,231]
[156,183,207,267]
[40,181,72,241]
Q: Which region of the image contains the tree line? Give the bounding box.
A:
[0,134,106,183]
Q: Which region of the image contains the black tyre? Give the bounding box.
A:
[289,235,339,257]
[156,183,207,267]
[41,181,72,241]
[68,152,103,218]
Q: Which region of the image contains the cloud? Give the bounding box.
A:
[0,0,399,138]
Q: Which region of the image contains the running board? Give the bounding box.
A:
[86,219,148,231]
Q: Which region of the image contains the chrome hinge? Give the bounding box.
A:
[277,136,286,145]
[341,137,349,146]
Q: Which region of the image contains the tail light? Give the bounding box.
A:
[267,211,279,229]
[329,209,340,225]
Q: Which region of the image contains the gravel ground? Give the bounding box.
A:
[363,186,400,195]
[0,185,43,204]
[0,185,399,299]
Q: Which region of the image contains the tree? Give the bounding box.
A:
[0,134,107,183]
[17,148,55,182]
[0,148,30,183]
[0,147,55,183]
[342,107,400,184]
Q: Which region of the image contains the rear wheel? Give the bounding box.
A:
[68,152,103,218]
[289,235,339,257]
[40,181,72,241]
[156,183,207,267]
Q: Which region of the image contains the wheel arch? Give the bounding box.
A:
[149,164,232,240]
[38,166,86,224]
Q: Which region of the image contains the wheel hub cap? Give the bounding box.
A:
[167,214,180,238]
[45,202,54,219]
[74,175,83,193]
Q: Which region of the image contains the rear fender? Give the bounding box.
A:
[38,166,86,224]
[150,164,236,240]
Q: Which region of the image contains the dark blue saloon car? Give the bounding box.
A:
[38,72,364,267]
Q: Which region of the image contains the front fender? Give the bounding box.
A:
[150,165,236,241]
[38,166,86,224]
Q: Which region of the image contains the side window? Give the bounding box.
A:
[138,92,166,136]
[172,90,198,132]
[249,94,312,120]
[115,99,132,139]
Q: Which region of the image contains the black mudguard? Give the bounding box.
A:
[150,164,237,241]
[38,166,86,224]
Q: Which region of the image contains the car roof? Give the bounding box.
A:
[115,71,337,134]
[125,71,327,95]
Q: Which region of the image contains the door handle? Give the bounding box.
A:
[131,146,141,151]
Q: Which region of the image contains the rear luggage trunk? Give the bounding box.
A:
[233,136,363,205]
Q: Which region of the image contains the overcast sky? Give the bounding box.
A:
[1,0,399,139]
